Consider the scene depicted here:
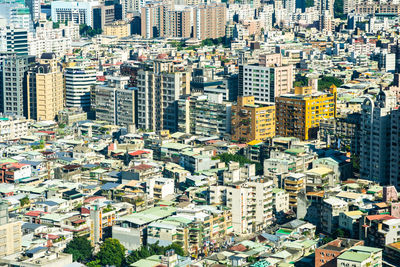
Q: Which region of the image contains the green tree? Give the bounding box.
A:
[305,0,314,7]
[97,238,126,267]
[126,242,185,264]
[334,0,346,19]
[318,76,343,91]
[293,74,309,87]
[64,236,93,262]
[20,196,30,207]
[165,243,185,256]
[86,260,101,267]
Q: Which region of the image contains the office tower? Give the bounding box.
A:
[26,53,64,121]
[93,4,115,31]
[193,3,226,40]
[65,66,96,112]
[239,63,293,103]
[0,27,28,55]
[275,86,337,140]
[0,53,34,117]
[177,94,232,136]
[231,96,275,143]
[391,109,400,188]
[92,76,136,127]
[51,1,99,27]
[360,90,396,185]
[25,0,41,22]
[137,60,191,132]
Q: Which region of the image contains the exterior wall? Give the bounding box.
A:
[0,221,21,258]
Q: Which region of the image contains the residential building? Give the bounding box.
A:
[0,27,28,56]
[339,210,364,238]
[26,53,64,121]
[92,75,136,128]
[284,173,306,209]
[360,90,396,185]
[146,177,175,201]
[0,116,29,141]
[92,4,115,31]
[361,215,400,247]
[321,197,348,234]
[231,96,275,143]
[226,178,274,234]
[136,60,190,132]
[337,246,382,267]
[65,66,97,112]
[239,63,293,103]
[0,201,21,258]
[275,86,337,140]
[104,20,130,38]
[178,94,232,137]
[390,108,400,188]
[272,188,290,214]
[315,238,364,267]
[0,53,34,117]
[193,3,226,40]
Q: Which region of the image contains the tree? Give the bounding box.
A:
[97,238,126,267]
[64,236,93,262]
[20,196,29,207]
[318,76,343,91]
[126,242,185,265]
[334,0,346,19]
[293,74,309,87]
[86,260,101,267]
[305,0,314,7]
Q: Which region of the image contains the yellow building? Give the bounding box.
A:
[276,86,337,140]
[231,96,275,143]
[103,20,130,38]
[0,221,21,257]
[27,53,64,121]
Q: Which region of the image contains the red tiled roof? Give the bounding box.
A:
[84,196,105,203]
[72,219,85,224]
[366,215,396,221]
[229,244,247,252]
[25,211,44,217]
[129,150,150,156]
[133,164,153,171]
[47,234,59,240]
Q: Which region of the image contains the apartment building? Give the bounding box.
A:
[339,210,364,239]
[0,201,21,258]
[284,173,306,209]
[321,197,349,234]
[0,116,29,141]
[360,90,396,185]
[337,246,382,267]
[178,93,232,137]
[315,238,364,267]
[239,63,293,103]
[0,53,34,117]
[231,96,275,143]
[226,178,273,234]
[275,86,337,140]
[104,20,130,38]
[193,3,226,40]
[26,53,64,121]
[146,177,174,201]
[137,60,190,132]
[0,27,28,56]
[272,188,290,214]
[65,66,97,112]
[92,76,136,128]
[92,4,115,31]
[361,215,400,247]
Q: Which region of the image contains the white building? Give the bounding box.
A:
[321,197,348,234]
[146,177,175,200]
[360,90,396,185]
[226,178,273,234]
[65,66,97,112]
[51,1,99,27]
[272,188,290,214]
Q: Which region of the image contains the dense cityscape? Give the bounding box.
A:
[1,0,400,266]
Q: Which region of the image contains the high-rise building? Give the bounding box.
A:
[141,2,169,38]
[178,93,232,137]
[26,53,64,121]
[239,58,293,103]
[391,108,400,188]
[137,60,190,132]
[0,200,21,258]
[0,53,34,117]
[360,90,396,185]
[65,66,97,112]
[275,86,337,140]
[25,0,41,22]
[92,75,136,128]
[92,4,115,32]
[193,3,226,40]
[168,8,191,38]
[51,1,99,27]
[226,178,273,234]
[0,27,28,56]
[231,96,275,143]
[0,2,33,31]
